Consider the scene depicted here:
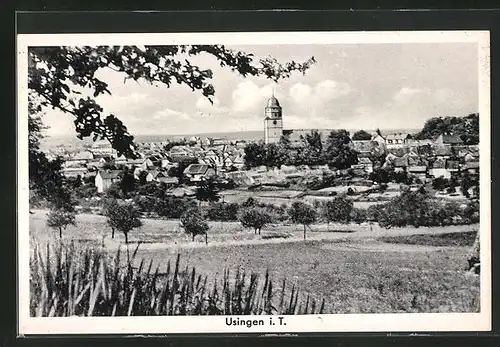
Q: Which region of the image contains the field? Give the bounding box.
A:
[29,210,480,314]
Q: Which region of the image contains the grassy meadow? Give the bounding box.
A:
[29,210,480,315]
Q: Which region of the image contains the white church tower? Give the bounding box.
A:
[264,93,283,144]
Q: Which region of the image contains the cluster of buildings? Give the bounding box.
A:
[263,94,479,181]
[54,94,479,195]
[58,137,247,193]
[350,134,479,181]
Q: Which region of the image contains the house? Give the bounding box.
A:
[145,169,161,182]
[351,140,375,156]
[392,157,409,172]
[62,167,88,178]
[231,153,246,169]
[411,139,434,147]
[434,146,453,159]
[125,158,154,170]
[73,150,94,161]
[356,157,374,173]
[86,159,104,170]
[156,176,180,187]
[463,151,479,163]
[183,164,216,182]
[462,161,480,174]
[148,155,163,167]
[385,133,412,149]
[91,140,117,157]
[145,169,171,182]
[446,159,460,174]
[168,187,196,198]
[225,171,255,186]
[429,158,450,179]
[114,154,128,165]
[371,134,386,148]
[386,147,408,157]
[209,138,230,147]
[435,134,464,147]
[407,165,427,181]
[95,170,122,193]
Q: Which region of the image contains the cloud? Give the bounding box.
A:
[152,108,191,120]
[289,83,312,105]
[392,87,422,101]
[289,79,351,104]
[347,86,474,131]
[286,79,352,125]
[231,81,282,113]
[196,96,221,110]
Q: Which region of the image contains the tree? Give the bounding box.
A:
[369,168,391,184]
[263,143,287,169]
[432,176,449,191]
[29,46,315,158]
[46,208,76,238]
[460,171,479,199]
[119,168,137,198]
[106,202,142,244]
[168,157,198,183]
[288,201,317,240]
[29,92,75,211]
[324,130,358,170]
[322,197,353,226]
[180,209,209,243]
[302,130,323,165]
[155,196,197,218]
[239,207,272,235]
[102,198,120,238]
[370,190,454,228]
[195,177,220,205]
[137,170,149,186]
[244,142,266,169]
[352,130,372,141]
[104,181,123,199]
[414,113,479,145]
[207,202,240,221]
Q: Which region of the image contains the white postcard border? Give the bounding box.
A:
[17,30,491,335]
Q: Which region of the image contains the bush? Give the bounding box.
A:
[369,190,470,228]
[322,197,353,224]
[461,200,480,224]
[207,202,240,221]
[432,176,449,191]
[155,197,197,219]
[132,195,158,213]
[350,208,368,224]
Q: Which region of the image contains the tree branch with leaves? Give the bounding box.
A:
[29,45,315,158]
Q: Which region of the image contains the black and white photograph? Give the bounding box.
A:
[17,31,491,334]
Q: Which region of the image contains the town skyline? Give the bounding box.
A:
[40,42,479,138]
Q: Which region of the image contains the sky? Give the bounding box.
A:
[41,42,479,137]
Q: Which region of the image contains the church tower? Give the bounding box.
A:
[264,93,283,144]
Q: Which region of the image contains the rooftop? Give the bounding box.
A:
[266,95,281,108]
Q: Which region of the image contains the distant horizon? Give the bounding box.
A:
[41,127,423,141]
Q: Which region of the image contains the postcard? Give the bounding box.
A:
[17,30,491,334]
